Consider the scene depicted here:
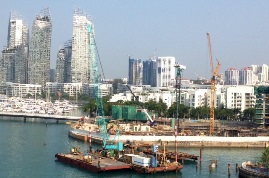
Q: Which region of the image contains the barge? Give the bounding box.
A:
[55,152,131,172]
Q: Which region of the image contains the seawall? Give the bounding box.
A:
[69,129,269,148]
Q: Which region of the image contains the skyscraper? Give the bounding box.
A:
[55,40,72,83]
[0,11,28,84]
[143,59,157,87]
[55,48,65,83]
[7,11,28,48]
[156,56,176,87]
[71,8,93,84]
[128,57,143,85]
[28,8,52,87]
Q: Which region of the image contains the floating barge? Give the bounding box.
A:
[55,152,131,172]
[239,161,269,178]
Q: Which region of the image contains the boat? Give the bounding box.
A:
[239,161,269,178]
[132,163,183,173]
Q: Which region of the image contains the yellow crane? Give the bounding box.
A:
[207,32,220,136]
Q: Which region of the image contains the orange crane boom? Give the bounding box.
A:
[207,33,220,136]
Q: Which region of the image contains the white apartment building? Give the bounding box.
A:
[225,85,255,112]
[5,82,41,97]
[156,57,176,87]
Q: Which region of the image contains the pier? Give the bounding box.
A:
[0,112,81,122]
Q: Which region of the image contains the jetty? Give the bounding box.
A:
[0,112,80,123]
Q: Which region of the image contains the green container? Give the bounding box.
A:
[122,105,137,120]
[136,111,147,121]
[112,105,122,120]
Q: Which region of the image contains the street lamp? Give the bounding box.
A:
[174,63,186,133]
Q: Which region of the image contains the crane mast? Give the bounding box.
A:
[87,22,122,151]
[207,33,220,136]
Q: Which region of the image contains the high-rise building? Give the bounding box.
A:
[64,40,72,83]
[156,56,176,87]
[28,8,52,87]
[55,48,65,83]
[142,59,157,87]
[128,57,143,85]
[71,9,93,84]
[0,11,28,84]
[239,67,254,85]
[7,11,28,48]
[259,64,268,82]
[225,68,239,85]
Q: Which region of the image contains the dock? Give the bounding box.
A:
[0,112,80,122]
[55,152,131,172]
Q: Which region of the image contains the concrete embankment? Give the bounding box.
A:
[69,130,269,148]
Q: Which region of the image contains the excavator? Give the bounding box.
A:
[125,85,157,127]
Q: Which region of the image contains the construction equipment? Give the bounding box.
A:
[207,32,221,136]
[125,85,157,126]
[87,22,123,151]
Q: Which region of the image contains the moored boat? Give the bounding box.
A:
[239,161,269,178]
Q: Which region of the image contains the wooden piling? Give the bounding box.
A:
[236,163,238,172]
[228,163,231,176]
[200,148,202,162]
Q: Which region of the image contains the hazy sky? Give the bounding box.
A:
[1,0,269,80]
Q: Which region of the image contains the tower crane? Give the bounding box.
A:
[207,32,220,136]
[87,22,123,151]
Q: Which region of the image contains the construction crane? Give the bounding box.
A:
[207,32,220,136]
[87,22,123,151]
[125,85,157,127]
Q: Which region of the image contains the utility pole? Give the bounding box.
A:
[174,63,186,134]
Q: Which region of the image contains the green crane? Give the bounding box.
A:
[87,22,123,151]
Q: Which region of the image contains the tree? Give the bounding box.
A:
[261,147,269,168]
[243,108,256,121]
[83,99,96,117]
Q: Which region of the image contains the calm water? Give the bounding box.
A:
[0,118,263,178]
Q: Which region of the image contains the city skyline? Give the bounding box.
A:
[1,1,269,80]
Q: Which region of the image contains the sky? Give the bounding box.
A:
[1,0,269,80]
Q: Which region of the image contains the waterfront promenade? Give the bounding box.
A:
[0,111,81,122]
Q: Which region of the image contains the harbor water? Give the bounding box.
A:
[0,118,263,178]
